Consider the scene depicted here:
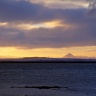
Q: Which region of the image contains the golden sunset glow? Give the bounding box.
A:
[16,24,38,30]
[0,46,95,58]
[17,21,66,30]
[2,21,67,30]
[0,22,8,26]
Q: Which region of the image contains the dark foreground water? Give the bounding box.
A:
[0,63,96,96]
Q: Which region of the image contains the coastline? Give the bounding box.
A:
[0,58,96,63]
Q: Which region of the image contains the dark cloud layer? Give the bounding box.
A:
[0,0,56,23]
[0,0,96,48]
[0,0,88,23]
[0,25,96,48]
[0,0,95,23]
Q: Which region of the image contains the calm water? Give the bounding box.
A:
[0,63,96,96]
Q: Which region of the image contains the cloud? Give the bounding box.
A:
[0,23,96,48]
[0,0,96,48]
[0,0,90,23]
[87,1,96,17]
[0,0,70,24]
[30,0,89,9]
[0,0,51,23]
[0,0,95,24]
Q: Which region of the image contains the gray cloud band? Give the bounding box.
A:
[0,0,96,22]
[0,0,96,48]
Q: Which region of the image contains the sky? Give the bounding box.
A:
[0,0,96,58]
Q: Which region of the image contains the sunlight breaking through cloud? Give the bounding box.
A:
[88,1,96,16]
[0,0,96,58]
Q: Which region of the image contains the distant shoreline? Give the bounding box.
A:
[0,59,96,63]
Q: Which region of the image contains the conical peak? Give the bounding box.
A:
[64,53,75,58]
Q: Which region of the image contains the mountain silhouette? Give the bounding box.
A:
[64,53,75,58]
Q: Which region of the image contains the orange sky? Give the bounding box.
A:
[0,46,96,58]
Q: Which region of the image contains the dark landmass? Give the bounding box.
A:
[10,85,69,90]
[0,53,96,63]
[0,58,96,63]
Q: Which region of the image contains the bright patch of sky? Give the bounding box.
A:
[29,0,93,9]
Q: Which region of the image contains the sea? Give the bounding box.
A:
[0,62,96,96]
